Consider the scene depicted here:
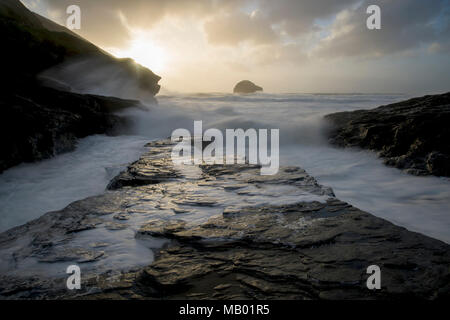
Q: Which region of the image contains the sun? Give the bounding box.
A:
[110,32,166,73]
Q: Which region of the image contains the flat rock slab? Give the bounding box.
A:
[0,140,448,299]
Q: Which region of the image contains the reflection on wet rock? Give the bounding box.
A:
[0,139,448,299]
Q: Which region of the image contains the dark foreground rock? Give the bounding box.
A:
[325,92,450,176]
[233,80,263,94]
[0,84,142,173]
[0,140,449,300]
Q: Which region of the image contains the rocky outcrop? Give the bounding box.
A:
[0,0,160,172]
[1,0,161,96]
[233,80,263,94]
[0,84,142,173]
[325,92,450,176]
[0,140,448,299]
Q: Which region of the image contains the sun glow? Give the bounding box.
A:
[110,32,167,74]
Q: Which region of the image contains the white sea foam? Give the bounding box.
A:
[0,135,148,232]
[1,93,449,245]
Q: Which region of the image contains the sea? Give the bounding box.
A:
[1,92,449,244]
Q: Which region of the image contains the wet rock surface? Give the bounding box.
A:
[0,140,449,299]
[325,92,450,177]
[107,141,180,190]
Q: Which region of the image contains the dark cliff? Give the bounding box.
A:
[0,0,161,172]
[0,0,161,95]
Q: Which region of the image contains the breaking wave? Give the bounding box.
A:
[1,91,450,243]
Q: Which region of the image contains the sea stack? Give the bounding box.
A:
[233,80,263,94]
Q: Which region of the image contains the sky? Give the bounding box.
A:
[21,0,450,94]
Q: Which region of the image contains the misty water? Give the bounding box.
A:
[1,93,449,244]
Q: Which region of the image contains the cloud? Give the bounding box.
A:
[257,0,359,36]
[313,0,449,58]
[19,0,450,94]
[24,0,449,59]
[23,0,216,46]
[204,10,278,45]
[24,0,362,48]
